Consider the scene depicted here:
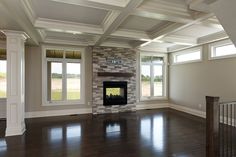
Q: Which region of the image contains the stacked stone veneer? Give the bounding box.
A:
[92,46,136,114]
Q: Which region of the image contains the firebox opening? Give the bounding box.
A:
[103,81,127,106]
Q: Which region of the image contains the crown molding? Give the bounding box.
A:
[35,18,103,35]
[20,0,37,24]
[100,40,132,48]
[37,29,47,41]
[51,0,123,11]
[102,10,121,32]
[43,38,93,46]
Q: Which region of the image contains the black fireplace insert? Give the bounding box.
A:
[103,81,127,106]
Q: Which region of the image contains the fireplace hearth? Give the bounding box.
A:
[103,81,127,106]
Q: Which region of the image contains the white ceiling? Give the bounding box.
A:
[0,0,227,52]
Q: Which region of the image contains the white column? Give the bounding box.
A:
[3,31,28,136]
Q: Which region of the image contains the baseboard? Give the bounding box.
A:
[169,103,206,118]
[25,108,92,118]
[136,103,169,110]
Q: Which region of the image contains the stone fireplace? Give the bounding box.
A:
[92,46,136,114]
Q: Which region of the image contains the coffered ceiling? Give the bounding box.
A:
[0,0,227,52]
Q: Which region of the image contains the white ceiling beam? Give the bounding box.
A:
[101,40,132,48]
[0,0,41,44]
[87,0,130,8]
[197,31,228,44]
[140,13,214,47]
[161,34,197,46]
[50,0,124,11]
[94,0,144,45]
[21,0,37,24]
[34,18,103,35]
[149,23,185,40]
[132,9,194,24]
[111,29,150,40]
[43,38,93,46]
[168,31,228,52]
[167,45,190,52]
[189,0,211,13]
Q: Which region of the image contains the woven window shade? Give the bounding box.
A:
[0,49,6,60]
[65,51,81,59]
[46,49,64,58]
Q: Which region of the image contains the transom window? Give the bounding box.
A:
[42,47,84,105]
[172,47,202,64]
[140,54,167,100]
[209,39,236,59]
[0,49,6,99]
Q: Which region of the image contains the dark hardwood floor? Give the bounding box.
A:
[0,109,206,157]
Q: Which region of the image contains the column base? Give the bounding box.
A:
[5,125,26,136]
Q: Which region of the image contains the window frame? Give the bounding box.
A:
[172,47,202,65]
[209,39,236,60]
[42,45,85,106]
[0,47,7,101]
[139,52,168,101]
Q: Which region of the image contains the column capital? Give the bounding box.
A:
[1,30,29,41]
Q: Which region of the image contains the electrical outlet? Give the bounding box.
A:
[88,101,91,106]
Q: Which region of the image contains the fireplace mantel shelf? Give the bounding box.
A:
[97,72,134,77]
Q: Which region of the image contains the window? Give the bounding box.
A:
[173,47,202,64]
[0,49,6,99]
[209,39,236,59]
[140,54,167,100]
[42,47,84,105]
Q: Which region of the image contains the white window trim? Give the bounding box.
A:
[172,46,203,65]
[42,45,85,106]
[139,52,168,101]
[208,39,236,60]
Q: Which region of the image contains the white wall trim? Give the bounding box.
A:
[25,108,92,118]
[169,103,206,118]
[136,103,169,110]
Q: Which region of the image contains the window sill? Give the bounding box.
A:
[140,97,168,102]
[42,100,85,106]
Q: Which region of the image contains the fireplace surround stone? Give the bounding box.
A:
[92,46,136,114]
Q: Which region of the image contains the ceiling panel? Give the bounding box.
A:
[0,4,23,31]
[119,15,164,31]
[45,30,97,42]
[173,23,224,38]
[32,0,109,25]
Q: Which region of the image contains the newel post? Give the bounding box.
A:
[206,96,220,157]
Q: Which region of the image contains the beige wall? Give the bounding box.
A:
[169,43,236,111]
[25,45,92,112]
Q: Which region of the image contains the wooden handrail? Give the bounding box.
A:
[206,96,220,157]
